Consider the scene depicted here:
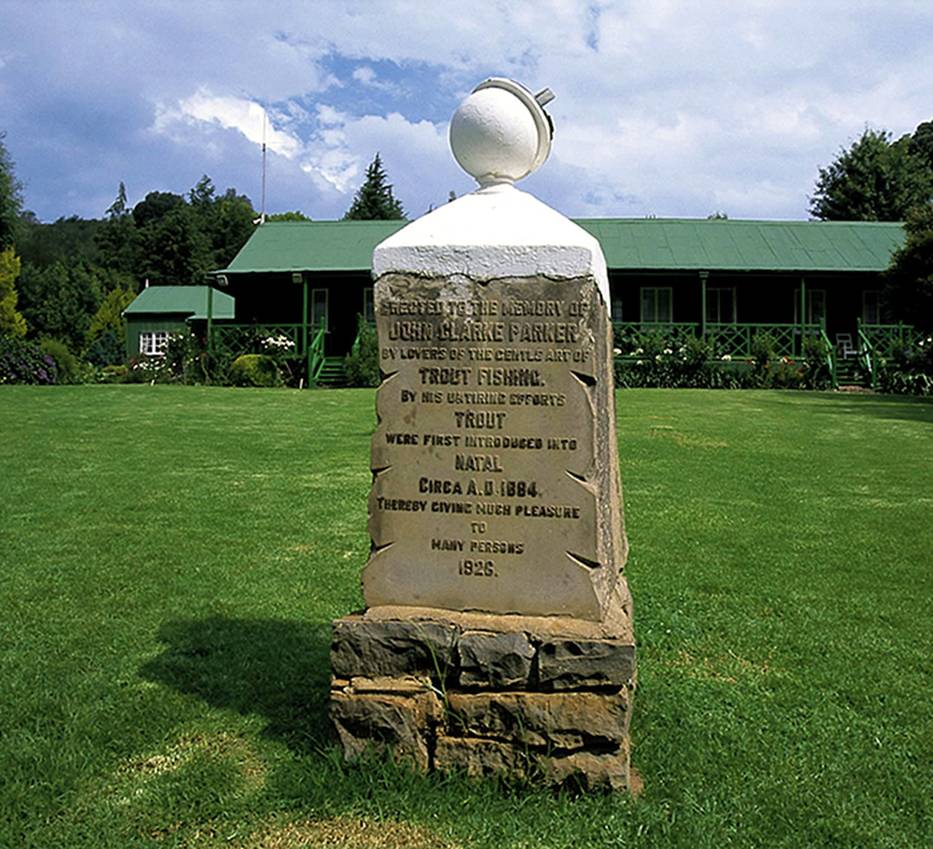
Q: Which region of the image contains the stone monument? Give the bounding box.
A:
[330,78,636,791]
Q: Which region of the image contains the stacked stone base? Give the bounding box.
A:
[330,586,635,791]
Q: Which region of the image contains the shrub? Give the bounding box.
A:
[126,355,170,384]
[0,334,57,384]
[84,329,125,368]
[876,334,933,395]
[99,364,128,383]
[39,337,88,384]
[801,334,834,390]
[228,353,282,387]
[345,315,379,387]
[163,332,207,384]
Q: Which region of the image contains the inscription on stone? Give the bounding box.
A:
[364,273,624,620]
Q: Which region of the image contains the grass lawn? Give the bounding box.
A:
[1,385,930,848]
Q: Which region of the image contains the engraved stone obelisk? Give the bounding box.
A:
[330,79,636,791]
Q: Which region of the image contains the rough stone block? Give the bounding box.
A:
[331,617,458,679]
[458,630,534,688]
[434,735,531,780]
[447,690,629,749]
[344,675,434,695]
[541,741,631,792]
[330,690,442,771]
[537,638,635,690]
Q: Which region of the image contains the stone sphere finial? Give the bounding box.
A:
[449,78,554,188]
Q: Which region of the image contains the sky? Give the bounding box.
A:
[2,1,931,224]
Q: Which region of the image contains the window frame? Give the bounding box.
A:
[640,286,673,323]
[139,330,170,357]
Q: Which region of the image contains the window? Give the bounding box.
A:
[706,287,736,323]
[640,287,672,323]
[311,288,329,331]
[363,287,375,323]
[139,331,169,357]
[793,289,826,325]
[863,290,882,324]
[611,294,624,323]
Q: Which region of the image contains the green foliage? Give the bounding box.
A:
[228,353,282,387]
[907,120,933,171]
[612,329,832,390]
[0,334,56,383]
[883,201,933,331]
[84,330,125,368]
[344,315,379,387]
[809,127,933,221]
[162,332,209,385]
[84,285,135,356]
[136,204,211,285]
[17,260,103,351]
[0,247,26,337]
[266,210,312,221]
[343,153,405,220]
[0,133,23,250]
[18,214,103,269]
[39,337,86,384]
[875,333,933,395]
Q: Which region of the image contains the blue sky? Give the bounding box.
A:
[2,1,931,223]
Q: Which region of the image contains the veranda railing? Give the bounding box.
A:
[856,320,923,388]
[613,321,823,358]
[208,322,328,386]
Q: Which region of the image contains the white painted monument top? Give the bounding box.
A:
[373,79,609,309]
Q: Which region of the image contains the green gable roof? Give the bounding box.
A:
[219,218,904,276]
[123,285,235,320]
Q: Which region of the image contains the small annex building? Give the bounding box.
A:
[123,285,235,359]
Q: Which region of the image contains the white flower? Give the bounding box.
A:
[634,347,644,355]
[263,334,294,351]
[655,354,662,362]
[721,354,732,361]
[636,359,644,366]
[663,348,673,355]
[613,347,622,355]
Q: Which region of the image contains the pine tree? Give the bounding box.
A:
[106,181,128,219]
[343,154,405,220]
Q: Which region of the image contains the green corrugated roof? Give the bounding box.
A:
[219,218,904,276]
[222,220,405,273]
[577,218,904,272]
[123,285,235,320]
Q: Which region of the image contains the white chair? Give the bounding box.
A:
[836,334,858,358]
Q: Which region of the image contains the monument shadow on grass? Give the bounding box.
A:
[140,615,333,754]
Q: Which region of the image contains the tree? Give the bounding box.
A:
[17,261,103,351]
[0,248,26,337]
[343,153,405,220]
[132,191,185,229]
[136,205,211,285]
[883,202,933,332]
[0,133,23,250]
[809,128,932,221]
[106,181,129,219]
[908,121,933,173]
[267,210,312,222]
[84,284,135,364]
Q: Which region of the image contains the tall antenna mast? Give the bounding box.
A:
[260,110,267,224]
